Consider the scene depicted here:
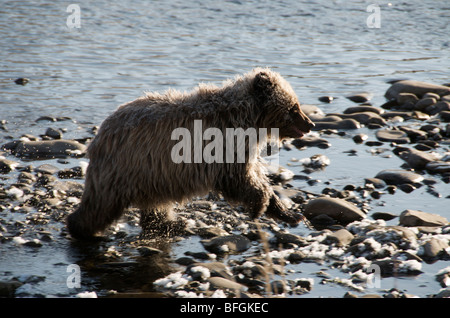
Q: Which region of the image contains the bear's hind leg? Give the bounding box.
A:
[139,206,186,238]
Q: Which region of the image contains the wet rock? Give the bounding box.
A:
[207,276,247,292]
[318,96,334,103]
[399,210,448,227]
[364,178,386,189]
[0,158,19,173]
[343,106,383,115]
[35,164,60,175]
[0,280,23,297]
[394,147,441,170]
[301,104,325,121]
[436,267,450,288]
[372,212,397,221]
[346,93,372,103]
[312,118,361,130]
[196,227,229,238]
[270,280,287,294]
[352,133,368,144]
[291,135,331,149]
[201,234,251,254]
[274,231,308,247]
[6,140,86,159]
[425,161,450,174]
[434,288,450,298]
[396,93,419,105]
[440,111,450,122]
[303,197,366,225]
[324,229,354,246]
[414,97,437,111]
[398,126,428,142]
[385,80,450,100]
[376,129,409,144]
[299,154,330,170]
[426,101,450,115]
[137,246,163,256]
[328,112,386,126]
[375,169,424,186]
[422,238,448,259]
[44,127,63,140]
[14,78,29,85]
[188,262,233,280]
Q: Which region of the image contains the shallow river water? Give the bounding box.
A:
[0,0,449,298]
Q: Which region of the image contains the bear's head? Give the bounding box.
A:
[252,69,315,139]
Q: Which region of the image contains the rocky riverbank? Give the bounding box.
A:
[0,79,449,298]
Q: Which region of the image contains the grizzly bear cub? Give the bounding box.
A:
[67,68,314,239]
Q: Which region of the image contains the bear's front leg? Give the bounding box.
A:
[264,195,305,226]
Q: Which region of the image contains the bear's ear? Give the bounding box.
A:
[253,71,273,103]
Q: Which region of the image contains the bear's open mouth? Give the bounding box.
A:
[287,125,306,138]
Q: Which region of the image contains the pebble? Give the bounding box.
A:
[346,93,372,103]
[0,158,19,173]
[399,210,448,227]
[422,238,448,259]
[385,80,450,100]
[208,277,247,293]
[312,118,361,130]
[3,140,86,159]
[201,234,251,254]
[303,197,366,225]
[14,78,29,85]
[394,147,441,170]
[343,106,384,115]
[324,229,354,246]
[290,135,331,149]
[375,169,424,186]
[375,129,410,144]
[318,96,334,103]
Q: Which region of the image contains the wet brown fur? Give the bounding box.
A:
[66,68,314,239]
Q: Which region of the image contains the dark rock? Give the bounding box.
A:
[425,161,450,174]
[346,93,372,103]
[372,212,397,221]
[385,80,450,100]
[375,169,424,185]
[201,234,251,254]
[414,97,437,111]
[14,78,29,85]
[343,106,383,115]
[318,96,335,103]
[425,101,450,115]
[291,135,331,149]
[303,197,366,225]
[10,140,86,159]
[274,232,308,247]
[327,112,386,126]
[364,178,386,189]
[0,280,23,297]
[352,134,368,144]
[312,118,360,130]
[0,158,19,173]
[394,147,440,170]
[376,129,409,144]
[44,128,63,139]
[397,92,419,105]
